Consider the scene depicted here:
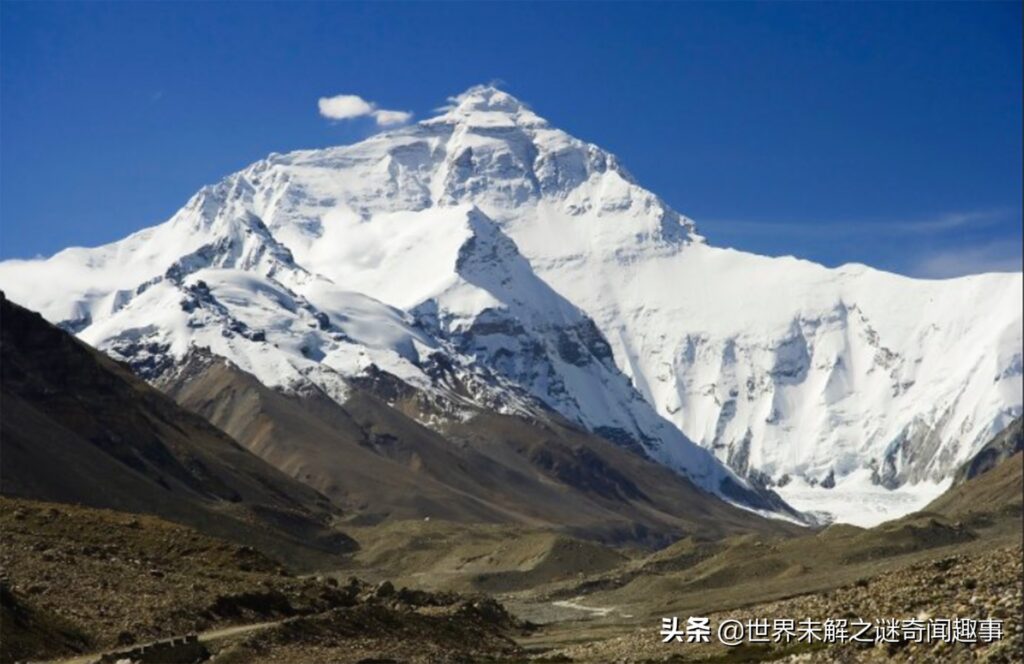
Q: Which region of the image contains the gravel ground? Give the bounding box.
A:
[554,544,1023,663]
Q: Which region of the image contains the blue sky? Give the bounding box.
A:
[1,2,1020,277]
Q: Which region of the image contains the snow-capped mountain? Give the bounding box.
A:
[1,85,1020,524]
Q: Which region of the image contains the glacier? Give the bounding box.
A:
[1,84,1020,524]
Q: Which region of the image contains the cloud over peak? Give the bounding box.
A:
[370,108,413,126]
[318,93,412,126]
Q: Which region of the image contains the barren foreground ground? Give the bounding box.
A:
[2,486,1021,663]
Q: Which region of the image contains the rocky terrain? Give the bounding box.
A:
[1,496,292,655]
[3,488,1018,663]
[0,435,1020,663]
[0,497,531,664]
[553,544,1022,663]
[216,596,528,663]
[526,440,1023,662]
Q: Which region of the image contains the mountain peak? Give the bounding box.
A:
[450,84,524,111]
[429,85,546,128]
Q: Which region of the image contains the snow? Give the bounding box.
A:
[776,470,952,528]
[0,84,1019,523]
[524,238,1021,488]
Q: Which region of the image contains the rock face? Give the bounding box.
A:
[952,416,1024,485]
[924,419,1023,522]
[0,85,1020,519]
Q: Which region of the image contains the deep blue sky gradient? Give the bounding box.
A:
[1,2,1020,277]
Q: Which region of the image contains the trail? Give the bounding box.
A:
[45,619,283,664]
[551,598,616,617]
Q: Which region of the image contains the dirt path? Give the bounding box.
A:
[44,619,283,664]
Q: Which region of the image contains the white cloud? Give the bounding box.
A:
[317,93,412,126]
[700,208,1021,278]
[703,208,1011,239]
[371,109,413,127]
[909,242,1022,279]
[318,94,374,120]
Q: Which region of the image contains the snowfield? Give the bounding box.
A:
[1,85,1020,523]
[776,469,952,528]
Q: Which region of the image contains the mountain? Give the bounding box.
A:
[951,415,1023,486]
[157,349,802,544]
[0,85,1019,522]
[0,294,354,568]
[925,416,1022,522]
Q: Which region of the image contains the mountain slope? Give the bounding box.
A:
[0,84,1019,522]
[0,294,354,568]
[951,415,1023,486]
[924,417,1023,523]
[159,350,803,544]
